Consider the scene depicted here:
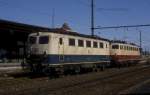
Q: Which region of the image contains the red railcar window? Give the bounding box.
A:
[120,45,123,49]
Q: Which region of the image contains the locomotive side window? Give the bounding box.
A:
[69,38,75,46]
[59,38,63,45]
[39,36,49,44]
[99,42,104,48]
[112,45,119,49]
[93,41,98,48]
[78,39,84,47]
[86,41,91,47]
[29,36,36,44]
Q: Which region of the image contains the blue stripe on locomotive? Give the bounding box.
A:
[44,54,110,64]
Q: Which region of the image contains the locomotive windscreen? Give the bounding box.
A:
[29,36,36,44]
[39,36,49,44]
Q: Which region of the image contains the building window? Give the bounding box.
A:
[39,36,49,44]
[69,38,75,46]
[112,45,119,49]
[59,38,63,45]
[78,39,84,47]
[86,41,91,47]
[99,42,104,48]
[93,41,98,48]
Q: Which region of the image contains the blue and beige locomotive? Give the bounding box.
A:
[26,29,111,73]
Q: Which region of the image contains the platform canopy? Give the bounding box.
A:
[0,19,54,63]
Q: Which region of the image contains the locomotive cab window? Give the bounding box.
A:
[69,38,75,46]
[112,45,119,49]
[78,39,84,47]
[39,36,49,44]
[29,36,36,44]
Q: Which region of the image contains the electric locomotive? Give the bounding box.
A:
[26,29,111,74]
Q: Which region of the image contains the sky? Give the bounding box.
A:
[0,0,150,50]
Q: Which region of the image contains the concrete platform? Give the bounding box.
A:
[0,63,21,66]
[0,63,22,72]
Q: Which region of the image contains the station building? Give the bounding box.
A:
[0,19,52,63]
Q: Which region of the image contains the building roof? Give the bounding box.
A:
[0,19,51,32]
[0,19,110,41]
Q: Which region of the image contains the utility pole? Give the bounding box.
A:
[139,30,142,54]
[91,0,94,36]
[52,8,55,28]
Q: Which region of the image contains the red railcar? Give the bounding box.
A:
[110,41,141,66]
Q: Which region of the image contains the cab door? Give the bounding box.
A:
[58,38,64,62]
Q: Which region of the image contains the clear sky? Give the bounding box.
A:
[0,0,150,50]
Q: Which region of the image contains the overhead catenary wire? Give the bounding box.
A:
[95,24,150,30]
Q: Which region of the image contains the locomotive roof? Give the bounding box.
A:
[42,29,110,42]
[111,40,139,47]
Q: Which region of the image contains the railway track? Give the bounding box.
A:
[0,63,149,95]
